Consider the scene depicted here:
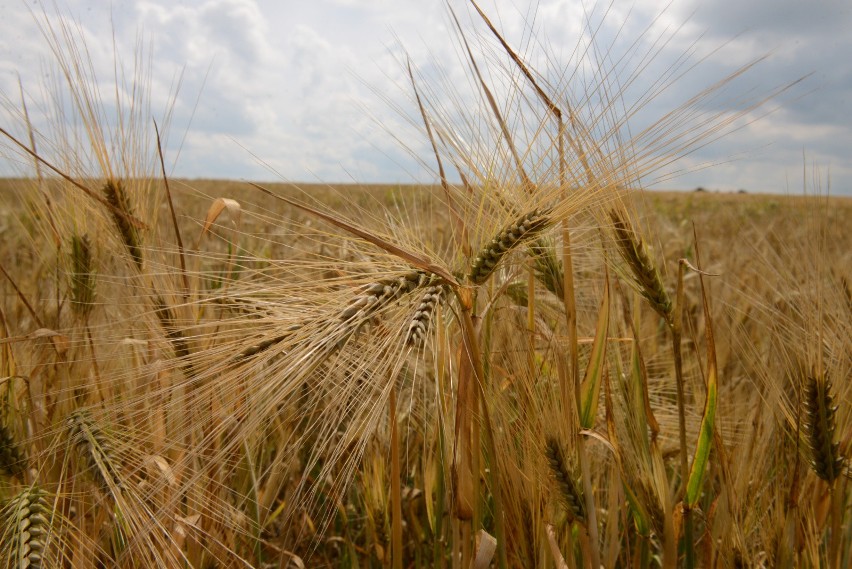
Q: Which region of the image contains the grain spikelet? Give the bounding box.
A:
[470,209,551,285]
[235,325,302,360]
[152,296,194,376]
[609,210,672,323]
[1,486,51,569]
[804,373,844,483]
[69,234,95,317]
[338,270,439,342]
[406,283,447,347]
[67,409,124,494]
[530,238,564,300]
[103,180,143,269]
[0,423,26,477]
[544,437,585,523]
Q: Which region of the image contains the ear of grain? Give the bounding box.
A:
[103,180,143,269]
[69,234,95,317]
[1,485,51,569]
[237,270,441,362]
[0,423,26,477]
[235,325,301,361]
[609,210,672,323]
[406,283,447,347]
[804,374,844,483]
[339,270,439,343]
[544,437,585,523]
[67,409,124,494]
[530,238,565,300]
[470,209,551,285]
[152,295,194,377]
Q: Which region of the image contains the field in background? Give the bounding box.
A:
[6,177,847,277]
[0,176,848,567]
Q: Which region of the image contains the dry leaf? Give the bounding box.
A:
[30,328,69,355]
[200,197,241,240]
[145,455,178,487]
[471,529,497,569]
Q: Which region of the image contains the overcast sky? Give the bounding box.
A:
[1,0,850,195]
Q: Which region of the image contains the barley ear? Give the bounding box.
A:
[0,422,26,477]
[529,237,565,300]
[67,409,124,494]
[406,283,447,347]
[1,485,51,569]
[69,234,96,317]
[153,296,194,377]
[544,437,585,523]
[609,210,672,323]
[804,373,845,483]
[469,209,551,285]
[103,180,143,269]
[338,270,438,344]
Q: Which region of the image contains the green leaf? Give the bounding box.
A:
[579,278,610,429]
[623,481,651,537]
[684,255,718,508]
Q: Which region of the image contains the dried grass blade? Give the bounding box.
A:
[0,261,44,329]
[405,58,470,257]
[154,120,189,296]
[0,126,147,230]
[200,198,242,239]
[249,183,457,285]
[448,5,533,192]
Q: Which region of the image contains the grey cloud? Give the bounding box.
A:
[682,0,852,40]
[0,1,849,193]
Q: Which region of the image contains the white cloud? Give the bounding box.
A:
[0,0,849,194]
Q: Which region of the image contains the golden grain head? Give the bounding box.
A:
[469,209,551,285]
[103,179,143,268]
[69,233,95,316]
[544,437,585,523]
[609,210,672,322]
[804,373,845,483]
[1,486,51,569]
[67,409,124,494]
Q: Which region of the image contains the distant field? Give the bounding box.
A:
[0,168,849,568]
[5,177,848,279]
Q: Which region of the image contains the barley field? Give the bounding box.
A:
[0,3,850,569]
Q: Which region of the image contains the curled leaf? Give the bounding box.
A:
[200,197,242,240]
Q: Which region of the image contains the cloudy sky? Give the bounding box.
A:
[1,0,850,194]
